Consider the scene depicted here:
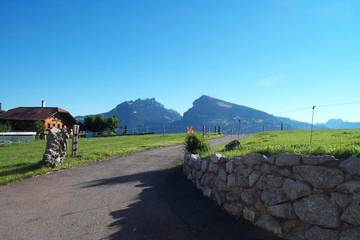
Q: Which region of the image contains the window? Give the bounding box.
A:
[48,123,50,128]
[58,124,61,128]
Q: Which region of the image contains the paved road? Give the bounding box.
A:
[0,136,280,240]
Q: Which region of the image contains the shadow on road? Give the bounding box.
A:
[83,166,281,240]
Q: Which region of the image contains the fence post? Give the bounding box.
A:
[72,124,80,157]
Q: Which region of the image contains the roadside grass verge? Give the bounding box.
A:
[212,129,360,159]
[0,133,222,185]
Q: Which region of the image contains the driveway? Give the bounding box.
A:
[0,135,280,240]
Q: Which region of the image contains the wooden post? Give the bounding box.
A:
[72,124,80,157]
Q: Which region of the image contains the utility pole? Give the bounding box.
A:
[202,125,205,138]
[310,106,316,147]
[262,124,265,132]
[238,119,241,139]
[281,122,283,131]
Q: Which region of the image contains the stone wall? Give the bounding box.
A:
[183,152,360,240]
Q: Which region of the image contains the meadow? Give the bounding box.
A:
[0,133,220,185]
[217,129,360,159]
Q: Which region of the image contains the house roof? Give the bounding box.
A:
[0,107,75,121]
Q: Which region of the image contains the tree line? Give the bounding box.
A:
[83,115,119,133]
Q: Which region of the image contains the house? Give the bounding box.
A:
[0,101,79,135]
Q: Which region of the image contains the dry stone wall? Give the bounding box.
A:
[183,152,360,240]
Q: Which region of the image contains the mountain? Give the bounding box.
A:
[324,119,360,129]
[102,98,181,133]
[180,95,310,133]
[77,95,312,134]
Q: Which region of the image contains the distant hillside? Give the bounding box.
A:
[102,98,181,132]
[180,95,310,133]
[324,119,360,129]
[77,95,313,134]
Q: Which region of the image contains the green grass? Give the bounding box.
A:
[214,129,360,159]
[0,133,222,185]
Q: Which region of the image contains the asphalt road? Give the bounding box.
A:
[0,136,280,240]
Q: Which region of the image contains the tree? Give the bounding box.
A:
[105,116,119,133]
[84,115,96,132]
[34,121,44,139]
[84,115,120,133]
[0,121,11,132]
[123,125,128,135]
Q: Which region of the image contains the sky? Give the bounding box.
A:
[1,0,360,123]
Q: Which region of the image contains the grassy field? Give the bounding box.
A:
[0,133,221,185]
[216,129,360,159]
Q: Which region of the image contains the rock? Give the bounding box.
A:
[233,157,243,165]
[201,173,216,186]
[243,153,267,166]
[210,153,223,163]
[195,170,204,180]
[236,176,249,187]
[208,162,218,173]
[213,190,225,206]
[249,170,262,187]
[293,166,344,189]
[282,178,312,200]
[234,164,253,177]
[268,203,296,219]
[265,155,276,165]
[293,194,340,228]
[191,154,202,169]
[227,174,236,187]
[226,189,242,201]
[243,207,258,222]
[260,164,277,174]
[331,192,352,208]
[261,174,283,189]
[337,181,360,193]
[276,153,301,166]
[217,168,227,182]
[340,228,360,240]
[223,202,243,216]
[43,128,69,168]
[201,187,212,197]
[200,159,209,172]
[261,189,288,206]
[278,168,292,177]
[215,179,227,192]
[225,160,233,173]
[305,226,339,240]
[341,199,360,225]
[255,214,282,236]
[339,156,360,177]
[241,188,257,205]
[302,155,338,165]
[282,220,300,235]
[286,225,307,240]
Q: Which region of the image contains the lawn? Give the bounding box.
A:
[0,133,221,185]
[216,129,360,159]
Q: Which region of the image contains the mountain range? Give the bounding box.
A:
[76,95,360,133]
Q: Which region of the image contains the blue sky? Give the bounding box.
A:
[1,0,360,123]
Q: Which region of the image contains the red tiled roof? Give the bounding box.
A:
[0,107,72,121]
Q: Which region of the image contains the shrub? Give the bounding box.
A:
[225,139,241,151]
[185,134,210,154]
